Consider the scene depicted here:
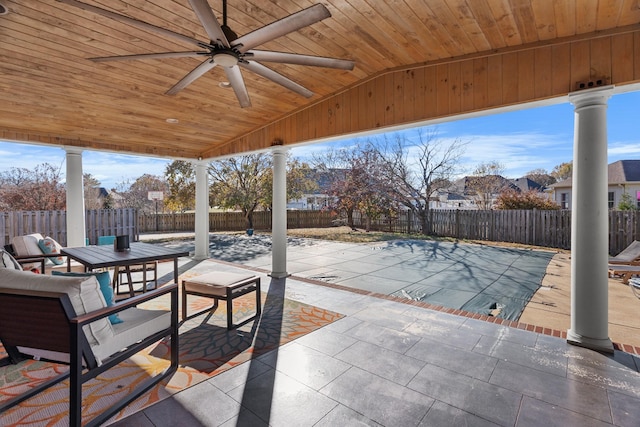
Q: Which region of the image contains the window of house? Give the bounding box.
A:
[608,192,615,209]
[560,193,569,209]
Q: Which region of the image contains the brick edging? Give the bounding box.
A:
[208,259,640,356]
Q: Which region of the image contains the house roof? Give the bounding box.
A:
[551,160,640,188]
[510,178,543,192]
[2,1,640,160]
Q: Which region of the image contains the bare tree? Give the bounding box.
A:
[0,163,66,211]
[208,154,271,230]
[467,161,509,209]
[84,173,104,210]
[373,129,468,234]
[313,144,394,230]
[116,174,168,213]
[524,168,556,187]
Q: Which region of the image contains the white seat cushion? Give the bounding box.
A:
[183,272,258,297]
[11,233,45,270]
[91,307,171,364]
[11,233,45,257]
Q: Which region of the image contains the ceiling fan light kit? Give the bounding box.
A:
[58,0,355,108]
[213,52,239,67]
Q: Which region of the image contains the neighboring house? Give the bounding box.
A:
[430,191,476,210]
[287,169,346,210]
[432,176,547,210]
[549,160,640,209]
[97,188,124,209]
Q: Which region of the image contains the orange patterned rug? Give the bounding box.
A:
[0,273,343,426]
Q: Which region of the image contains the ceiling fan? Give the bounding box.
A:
[59,0,355,108]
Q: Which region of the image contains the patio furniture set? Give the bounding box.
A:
[0,236,261,426]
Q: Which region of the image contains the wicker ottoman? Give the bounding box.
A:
[182,272,261,329]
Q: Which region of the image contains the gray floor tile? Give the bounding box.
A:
[105,237,636,427]
[294,326,359,356]
[144,381,240,427]
[257,341,352,390]
[108,411,155,427]
[335,340,426,386]
[207,358,271,393]
[404,318,483,351]
[400,305,467,328]
[566,350,640,398]
[515,395,612,427]
[314,404,383,427]
[490,360,612,422]
[406,338,498,381]
[226,369,338,427]
[342,321,421,353]
[320,367,433,426]
[219,408,269,427]
[608,389,640,427]
[323,316,364,334]
[460,317,539,346]
[407,363,522,426]
[473,335,568,377]
[418,400,501,427]
[351,305,419,332]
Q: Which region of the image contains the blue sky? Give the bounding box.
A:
[1,91,639,190]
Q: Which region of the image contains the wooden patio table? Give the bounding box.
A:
[61,242,189,297]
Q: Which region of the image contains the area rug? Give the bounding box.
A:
[0,278,343,426]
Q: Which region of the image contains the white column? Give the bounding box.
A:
[194,159,210,260]
[566,86,614,353]
[271,146,288,278]
[65,147,86,247]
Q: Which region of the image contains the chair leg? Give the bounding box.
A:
[182,281,187,321]
[142,264,147,293]
[255,278,262,316]
[226,296,233,330]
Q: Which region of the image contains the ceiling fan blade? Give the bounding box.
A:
[91,51,206,62]
[188,0,229,47]
[241,61,313,98]
[166,59,217,95]
[248,50,355,70]
[235,4,331,53]
[224,66,251,108]
[59,0,206,49]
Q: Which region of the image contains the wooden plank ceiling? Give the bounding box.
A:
[1,1,639,160]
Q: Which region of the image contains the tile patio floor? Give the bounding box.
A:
[107,235,640,426]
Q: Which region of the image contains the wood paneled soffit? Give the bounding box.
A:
[206,25,640,159]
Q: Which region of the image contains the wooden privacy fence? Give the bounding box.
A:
[353,209,640,255]
[1,209,137,247]
[137,210,334,233]
[4,208,639,256]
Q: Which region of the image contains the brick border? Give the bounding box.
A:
[209,259,640,356]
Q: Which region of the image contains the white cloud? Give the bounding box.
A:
[607,141,640,158]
